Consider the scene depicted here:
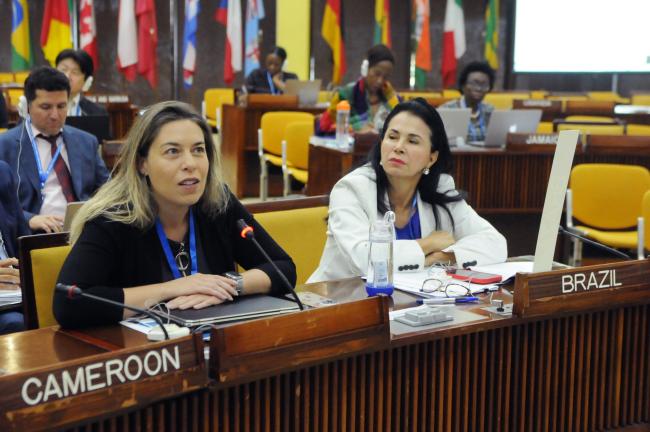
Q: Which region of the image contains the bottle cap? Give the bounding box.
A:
[336,100,350,111]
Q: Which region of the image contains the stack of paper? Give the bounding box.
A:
[0,289,22,306]
[393,271,499,298]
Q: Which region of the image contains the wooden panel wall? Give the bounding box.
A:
[65,304,649,431]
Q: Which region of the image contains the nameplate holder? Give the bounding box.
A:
[210,296,390,385]
[0,333,205,431]
[506,132,563,152]
[513,260,650,318]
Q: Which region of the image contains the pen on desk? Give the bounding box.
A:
[416,296,479,305]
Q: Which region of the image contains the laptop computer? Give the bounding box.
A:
[157,294,301,326]
[65,115,112,142]
[284,79,322,107]
[437,108,471,146]
[63,201,84,232]
[469,109,542,147]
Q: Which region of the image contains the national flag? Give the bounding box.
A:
[79,0,98,68]
[182,0,199,87]
[216,0,242,85]
[11,0,33,71]
[244,0,265,76]
[373,0,391,47]
[137,0,158,87]
[40,0,73,66]
[441,0,466,88]
[411,0,431,89]
[321,0,346,85]
[117,0,138,81]
[484,0,499,69]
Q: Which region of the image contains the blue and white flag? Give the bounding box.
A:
[182,0,199,87]
[244,0,265,76]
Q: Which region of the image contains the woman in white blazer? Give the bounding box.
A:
[308,98,507,283]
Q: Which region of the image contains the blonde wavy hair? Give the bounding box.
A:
[70,100,229,242]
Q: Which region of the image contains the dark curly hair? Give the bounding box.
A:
[458,61,495,94]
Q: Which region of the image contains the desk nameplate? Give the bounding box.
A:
[0,333,206,431]
[513,260,650,317]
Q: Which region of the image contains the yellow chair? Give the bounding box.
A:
[530,90,548,99]
[536,122,554,133]
[247,196,329,285]
[202,88,235,130]
[587,91,629,104]
[565,164,650,265]
[0,72,15,84]
[401,92,442,101]
[18,233,71,329]
[557,115,626,135]
[631,94,650,106]
[6,87,24,108]
[318,90,333,104]
[627,124,650,136]
[442,89,461,99]
[281,121,314,196]
[13,71,30,84]
[0,128,7,134]
[258,111,314,200]
[484,92,530,109]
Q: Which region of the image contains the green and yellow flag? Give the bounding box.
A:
[11,0,33,71]
[484,0,499,69]
[373,0,391,47]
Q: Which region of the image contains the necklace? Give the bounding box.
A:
[174,241,190,277]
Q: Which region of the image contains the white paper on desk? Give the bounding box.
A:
[0,289,21,298]
[468,262,534,282]
[120,317,159,335]
[393,271,499,298]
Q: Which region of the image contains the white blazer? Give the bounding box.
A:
[308,166,507,283]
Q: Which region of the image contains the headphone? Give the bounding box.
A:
[82,75,93,92]
[360,59,369,77]
[17,95,29,119]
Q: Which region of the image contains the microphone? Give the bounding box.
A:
[55,283,170,340]
[236,219,305,310]
[558,226,631,260]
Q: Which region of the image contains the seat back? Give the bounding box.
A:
[483,92,530,109]
[18,233,71,329]
[203,88,235,121]
[570,164,650,229]
[401,91,442,101]
[587,91,629,103]
[260,111,314,156]
[627,124,650,136]
[631,94,650,106]
[6,88,24,107]
[558,115,625,135]
[13,71,29,84]
[0,72,15,84]
[284,121,314,170]
[247,196,329,285]
[318,90,333,104]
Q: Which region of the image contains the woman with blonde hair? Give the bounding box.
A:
[54,101,296,328]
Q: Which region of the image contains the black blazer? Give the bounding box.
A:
[0,161,30,257]
[54,194,297,328]
[0,92,7,129]
[244,68,299,94]
[79,96,108,116]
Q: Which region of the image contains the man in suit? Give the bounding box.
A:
[0,66,110,233]
[0,91,8,129]
[55,49,107,116]
[0,160,30,334]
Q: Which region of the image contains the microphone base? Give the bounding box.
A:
[147,324,190,341]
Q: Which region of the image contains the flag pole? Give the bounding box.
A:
[170,0,179,100]
[71,0,79,49]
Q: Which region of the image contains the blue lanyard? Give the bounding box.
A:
[74,103,81,116]
[266,71,277,95]
[155,208,198,279]
[26,118,64,189]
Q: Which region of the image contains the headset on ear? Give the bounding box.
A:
[360,59,369,78]
[17,95,29,120]
[82,75,94,92]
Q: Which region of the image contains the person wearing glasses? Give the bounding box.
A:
[55,49,107,117]
[308,98,507,283]
[54,101,296,328]
[441,61,495,142]
[316,44,400,134]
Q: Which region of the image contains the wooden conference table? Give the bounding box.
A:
[1,260,649,431]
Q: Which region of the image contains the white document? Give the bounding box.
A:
[393,270,499,298]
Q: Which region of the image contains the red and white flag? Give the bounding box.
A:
[117,0,137,81]
[216,0,242,84]
[79,0,98,68]
[136,0,158,88]
[441,0,466,87]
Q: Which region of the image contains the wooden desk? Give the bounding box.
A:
[220,104,324,197]
[2,272,648,431]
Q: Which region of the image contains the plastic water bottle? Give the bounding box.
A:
[335,100,351,150]
[366,211,395,296]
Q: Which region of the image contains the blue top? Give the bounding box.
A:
[395,198,422,240]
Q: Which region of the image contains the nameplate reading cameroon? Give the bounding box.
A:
[0,334,206,431]
[513,260,650,317]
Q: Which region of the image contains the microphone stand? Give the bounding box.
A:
[56,284,170,340]
[558,226,631,260]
